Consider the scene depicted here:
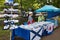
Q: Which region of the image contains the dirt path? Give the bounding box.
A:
[41,27,60,40]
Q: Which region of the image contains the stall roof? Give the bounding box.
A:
[35,5,59,12]
[35,5,60,18]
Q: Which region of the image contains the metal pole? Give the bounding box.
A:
[20,0,22,16]
[10,31,11,40]
[11,6,13,20]
[10,6,13,40]
[10,4,13,40]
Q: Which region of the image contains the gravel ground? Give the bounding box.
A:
[41,27,60,40]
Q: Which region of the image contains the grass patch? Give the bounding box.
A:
[0,26,10,40]
[0,18,5,21]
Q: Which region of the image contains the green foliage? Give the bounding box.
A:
[52,0,60,8]
[0,0,5,11]
[0,0,60,11]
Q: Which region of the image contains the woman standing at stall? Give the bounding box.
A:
[28,12,35,24]
[38,12,45,22]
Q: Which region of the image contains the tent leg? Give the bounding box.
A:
[10,31,11,40]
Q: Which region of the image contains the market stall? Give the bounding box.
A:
[11,22,54,40]
[35,5,60,28]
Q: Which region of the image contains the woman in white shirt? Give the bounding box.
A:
[28,12,34,24]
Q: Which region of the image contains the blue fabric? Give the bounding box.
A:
[47,12,59,18]
[11,27,43,40]
[42,30,53,36]
[46,19,58,26]
[11,29,15,40]
[11,27,30,40]
[42,29,47,36]
[23,22,28,25]
[35,5,60,18]
[47,31,53,35]
[35,5,60,12]
[46,19,55,23]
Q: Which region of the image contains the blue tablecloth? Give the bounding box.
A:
[11,27,30,40]
[11,27,43,40]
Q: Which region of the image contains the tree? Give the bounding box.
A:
[52,0,60,8]
[0,0,5,11]
[0,0,60,11]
